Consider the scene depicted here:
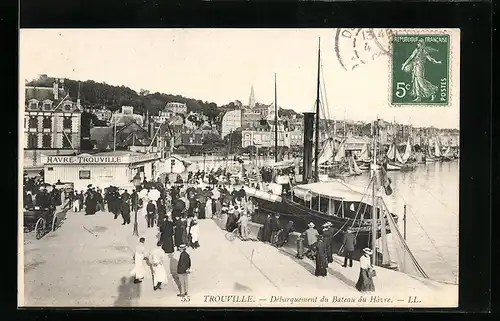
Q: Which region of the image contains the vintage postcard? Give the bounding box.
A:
[19,28,460,308]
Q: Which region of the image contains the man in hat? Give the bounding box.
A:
[146,200,156,228]
[276,220,295,247]
[342,228,357,268]
[303,222,319,255]
[270,213,281,245]
[262,214,272,243]
[177,244,191,297]
[236,212,250,241]
[321,222,335,264]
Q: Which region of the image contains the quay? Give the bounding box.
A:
[20,207,457,307]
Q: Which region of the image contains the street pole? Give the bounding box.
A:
[403,204,407,240]
[133,187,139,236]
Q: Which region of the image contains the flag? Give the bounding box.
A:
[380,165,392,196]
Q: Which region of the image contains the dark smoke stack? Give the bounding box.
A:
[303,112,315,183]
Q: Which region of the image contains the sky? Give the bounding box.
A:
[20,29,460,129]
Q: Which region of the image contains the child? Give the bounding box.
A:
[189,218,200,249]
[130,237,147,283]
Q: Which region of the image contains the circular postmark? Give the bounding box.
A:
[334,28,393,71]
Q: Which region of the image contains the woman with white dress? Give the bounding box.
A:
[205,198,213,219]
[149,242,167,290]
[130,237,147,283]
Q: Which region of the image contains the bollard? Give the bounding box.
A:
[296,236,304,259]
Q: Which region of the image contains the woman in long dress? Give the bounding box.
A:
[130,237,147,283]
[174,217,184,249]
[401,38,442,102]
[356,248,375,292]
[205,198,213,219]
[159,216,175,254]
[314,235,328,277]
[149,242,167,291]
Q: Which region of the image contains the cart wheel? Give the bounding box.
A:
[225,230,236,242]
[35,218,46,240]
[52,213,58,232]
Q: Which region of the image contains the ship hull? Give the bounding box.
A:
[249,192,396,248]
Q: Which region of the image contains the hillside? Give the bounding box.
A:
[26,76,220,121]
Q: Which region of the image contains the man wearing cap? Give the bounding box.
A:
[342,228,357,268]
[177,244,191,297]
[146,200,156,228]
[321,222,335,264]
[270,213,281,245]
[276,220,295,247]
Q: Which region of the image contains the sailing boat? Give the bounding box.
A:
[349,154,363,176]
[396,138,417,171]
[433,137,442,161]
[356,142,371,170]
[385,141,403,171]
[425,138,437,162]
[245,38,398,246]
[442,144,453,162]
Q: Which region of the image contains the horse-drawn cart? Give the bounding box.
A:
[23,206,58,240]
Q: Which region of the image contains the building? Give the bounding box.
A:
[241,129,294,148]
[90,120,152,151]
[93,107,112,122]
[41,151,160,191]
[109,106,144,127]
[165,102,188,115]
[241,109,263,129]
[158,154,192,174]
[221,109,242,138]
[24,80,83,170]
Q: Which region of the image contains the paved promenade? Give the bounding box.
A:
[20,207,457,307]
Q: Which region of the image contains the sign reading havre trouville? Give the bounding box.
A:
[45,156,123,164]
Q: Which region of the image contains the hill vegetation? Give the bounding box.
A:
[26,75,303,122]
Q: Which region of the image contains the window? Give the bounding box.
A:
[42,134,51,148]
[28,100,39,110]
[27,134,37,149]
[43,116,52,129]
[62,134,72,148]
[42,102,52,110]
[29,116,38,129]
[47,167,53,171]
[79,170,91,179]
[63,117,72,129]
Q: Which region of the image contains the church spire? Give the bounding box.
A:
[248,84,255,109]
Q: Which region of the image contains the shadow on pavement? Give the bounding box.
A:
[234,282,252,292]
[168,254,181,292]
[114,276,141,307]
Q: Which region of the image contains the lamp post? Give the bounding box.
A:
[132,172,142,236]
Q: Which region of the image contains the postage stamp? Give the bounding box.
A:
[390,34,450,106]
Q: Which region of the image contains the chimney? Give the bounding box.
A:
[53,79,59,100]
[303,112,315,183]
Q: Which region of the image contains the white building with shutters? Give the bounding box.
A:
[23,79,83,170]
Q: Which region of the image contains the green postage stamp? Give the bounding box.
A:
[391,34,450,105]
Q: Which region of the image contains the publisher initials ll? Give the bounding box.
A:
[408,296,421,303]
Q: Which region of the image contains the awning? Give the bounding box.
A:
[292,179,373,205]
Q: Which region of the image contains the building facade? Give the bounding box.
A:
[109,106,144,127]
[221,109,242,138]
[24,83,82,153]
[241,129,301,148]
[165,102,188,115]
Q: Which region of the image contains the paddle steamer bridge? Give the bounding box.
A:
[41,151,160,191]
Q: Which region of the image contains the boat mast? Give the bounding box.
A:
[274,73,278,163]
[372,119,378,265]
[314,37,321,182]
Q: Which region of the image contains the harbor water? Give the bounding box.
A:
[344,161,459,284]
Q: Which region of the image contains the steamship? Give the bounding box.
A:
[246,39,397,248]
